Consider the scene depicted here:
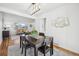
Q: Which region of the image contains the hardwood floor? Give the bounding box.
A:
[0,37,79,56]
[0,37,14,56]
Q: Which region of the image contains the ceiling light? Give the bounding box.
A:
[26,3,40,15]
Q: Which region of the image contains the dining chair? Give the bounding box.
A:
[27,36,38,56]
[20,32,30,48]
[20,33,25,48]
[38,32,53,56]
[20,35,33,56]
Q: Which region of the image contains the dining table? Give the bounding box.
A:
[26,35,53,56]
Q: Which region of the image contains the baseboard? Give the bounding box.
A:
[53,44,79,56]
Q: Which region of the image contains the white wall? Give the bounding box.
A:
[0,13,2,41]
[36,4,79,53]
[35,18,45,33]
[0,12,35,40]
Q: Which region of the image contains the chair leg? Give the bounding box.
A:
[44,42,46,56]
[50,49,52,56]
[44,46,45,56]
[20,37,21,48]
[25,47,26,56]
[21,46,23,54]
[44,53,45,56]
[34,46,37,56]
[50,38,53,56]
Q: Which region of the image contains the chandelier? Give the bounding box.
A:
[27,3,40,15]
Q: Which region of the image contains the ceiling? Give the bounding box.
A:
[0,3,65,17]
[0,3,30,13]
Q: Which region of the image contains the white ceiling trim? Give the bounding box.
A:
[0,7,36,20]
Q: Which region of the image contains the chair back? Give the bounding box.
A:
[39,33,45,36]
[39,32,45,39]
[20,35,30,45]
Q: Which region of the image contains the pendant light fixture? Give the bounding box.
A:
[26,3,40,15]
